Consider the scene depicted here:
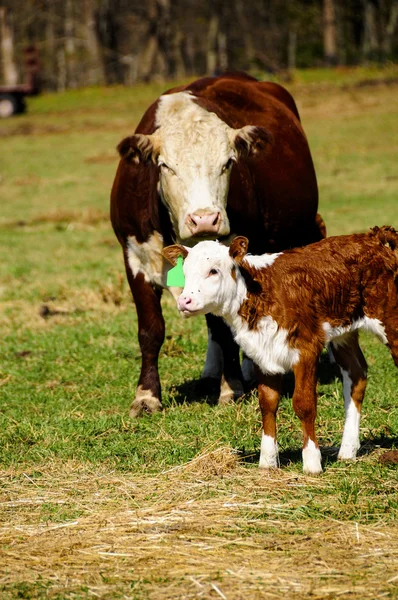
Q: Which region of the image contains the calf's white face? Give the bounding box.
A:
[164,241,237,317]
[117,92,271,243]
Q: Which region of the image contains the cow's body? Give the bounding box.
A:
[163,226,398,474]
[111,72,324,417]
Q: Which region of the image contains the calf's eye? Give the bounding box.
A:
[209,268,218,276]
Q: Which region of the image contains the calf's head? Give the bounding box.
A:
[162,236,250,317]
[117,92,271,243]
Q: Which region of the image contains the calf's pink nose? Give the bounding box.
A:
[178,295,192,311]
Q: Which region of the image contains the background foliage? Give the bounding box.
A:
[0,0,398,89]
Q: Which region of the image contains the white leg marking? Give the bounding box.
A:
[218,375,244,405]
[130,385,162,418]
[259,433,280,469]
[302,439,323,475]
[338,370,361,460]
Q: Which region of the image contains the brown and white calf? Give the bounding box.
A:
[163,226,398,474]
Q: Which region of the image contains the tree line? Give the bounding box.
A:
[1,0,397,90]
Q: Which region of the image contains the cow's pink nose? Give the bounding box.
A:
[186,211,221,235]
[178,295,192,311]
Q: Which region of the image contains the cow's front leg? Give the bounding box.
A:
[292,357,322,475]
[257,372,283,468]
[205,314,244,404]
[124,261,165,418]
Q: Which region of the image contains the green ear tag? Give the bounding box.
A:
[167,255,185,287]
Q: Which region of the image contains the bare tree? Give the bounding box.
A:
[323,0,338,65]
[382,0,398,57]
[0,6,18,85]
[362,0,379,60]
[84,0,105,85]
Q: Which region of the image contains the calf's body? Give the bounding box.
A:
[163,226,398,474]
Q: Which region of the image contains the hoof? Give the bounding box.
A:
[338,444,359,462]
[129,386,162,418]
[259,433,280,468]
[218,376,244,405]
[302,441,323,475]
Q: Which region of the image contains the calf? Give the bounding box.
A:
[162,226,398,474]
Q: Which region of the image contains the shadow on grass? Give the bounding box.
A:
[168,352,341,407]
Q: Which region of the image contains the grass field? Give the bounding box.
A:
[0,67,397,599]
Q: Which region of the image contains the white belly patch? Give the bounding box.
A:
[233,315,300,375]
[323,316,387,345]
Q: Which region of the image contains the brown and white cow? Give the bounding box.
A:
[163,226,398,474]
[111,72,325,418]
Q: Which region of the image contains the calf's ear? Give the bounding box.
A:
[229,236,249,264]
[162,244,189,266]
[117,133,160,164]
[230,126,273,159]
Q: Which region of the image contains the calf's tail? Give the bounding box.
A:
[371,226,398,278]
[371,225,398,252]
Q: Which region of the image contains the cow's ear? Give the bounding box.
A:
[230,126,273,158]
[117,133,160,164]
[162,244,189,266]
[229,236,249,264]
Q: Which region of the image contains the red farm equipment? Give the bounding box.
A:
[0,45,40,118]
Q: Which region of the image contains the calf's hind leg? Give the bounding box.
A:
[384,320,398,367]
[330,332,368,461]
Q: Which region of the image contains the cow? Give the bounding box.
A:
[110,72,325,418]
[162,226,398,474]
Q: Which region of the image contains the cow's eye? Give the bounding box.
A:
[209,268,219,276]
[221,158,233,174]
[159,162,175,175]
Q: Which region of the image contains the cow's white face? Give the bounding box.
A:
[156,100,234,242]
[117,92,271,243]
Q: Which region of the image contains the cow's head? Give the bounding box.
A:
[118,92,271,243]
[162,237,250,317]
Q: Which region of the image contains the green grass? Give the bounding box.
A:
[0,68,397,598]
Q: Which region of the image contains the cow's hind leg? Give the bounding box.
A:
[257,372,283,468]
[205,314,244,404]
[292,356,322,474]
[124,261,164,418]
[330,331,368,461]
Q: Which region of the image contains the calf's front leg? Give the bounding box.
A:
[292,358,322,475]
[257,372,283,468]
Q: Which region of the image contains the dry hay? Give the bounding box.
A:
[379,450,398,464]
[1,447,397,599]
[2,207,110,231]
[0,277,130,335]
